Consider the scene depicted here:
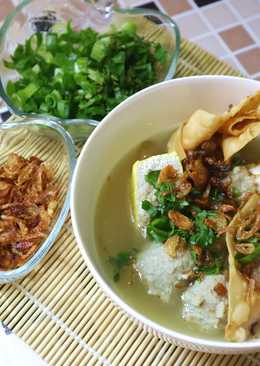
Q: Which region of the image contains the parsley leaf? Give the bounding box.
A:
[147,225,170,242]
[190,211,216,248]
[141,200,158,218]
[145,170,160,188]
[197,262,222,275]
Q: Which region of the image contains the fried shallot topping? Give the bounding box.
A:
[158,165,177,184]
[236,207,260,241]
[204,213,227,235]
[235,243,255,255]
[174,174,192,198]
[168,210,193,230]
[214,282,227,297]
[218,204,236,213]
[185,156,209,189]
[0,153,58,270]
[165,235,186,258]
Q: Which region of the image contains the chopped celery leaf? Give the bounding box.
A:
[4,21,167,120]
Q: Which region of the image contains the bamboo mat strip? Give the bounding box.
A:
[1,38,259,366]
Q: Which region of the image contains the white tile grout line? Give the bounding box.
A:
[234,43,259,55]
[169,4,260,23]
[188,14,260,42]
[186,0,248,76]
[224,0,260,77]
[224,0,260,46]
[13,283,112,366]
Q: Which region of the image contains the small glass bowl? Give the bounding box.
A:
[0,0,180,141]
[0,116,76,283]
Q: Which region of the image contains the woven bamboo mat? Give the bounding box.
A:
[1,39,260,366]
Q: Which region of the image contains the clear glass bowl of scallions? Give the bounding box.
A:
[0,0,180,141]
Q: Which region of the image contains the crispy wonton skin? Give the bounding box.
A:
[219,91,260,136]
[222,123,260,161]
[167,121,186,160]
[168,91,260,161]
[168,110,223,157]
[225,194,260,342]
[221,91,260,160]
[181,110,223,150]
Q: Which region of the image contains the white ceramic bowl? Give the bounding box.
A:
[71,75,260,354]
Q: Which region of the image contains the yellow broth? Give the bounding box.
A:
[95,133,224,340]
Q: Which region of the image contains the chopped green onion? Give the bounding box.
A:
[4,21,167,121]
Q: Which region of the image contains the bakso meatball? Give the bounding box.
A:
[181,275,228,329]
[135,243,193,303]
[231,164,260,200]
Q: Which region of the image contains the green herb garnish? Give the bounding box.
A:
[4,21,167,120]
[196,251,225,274]
[141,200,159,218]
[236,238,260,265]
[144,170,160,188]
[236,247,260,264]
[143,171,217,248]
[190,211,217,248]
[109,249,137,282]
[197,263,222,275]
[142,170,225,272]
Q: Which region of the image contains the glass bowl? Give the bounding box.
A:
[0,0,180,141]
[0,116,76,283]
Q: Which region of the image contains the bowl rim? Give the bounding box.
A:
[71,75,260,352]
[0,118,76,282]
[0,0,180,128]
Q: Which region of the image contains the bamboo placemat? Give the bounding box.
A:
[1,39,259,366]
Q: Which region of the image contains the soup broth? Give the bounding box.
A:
[95,132,225,340]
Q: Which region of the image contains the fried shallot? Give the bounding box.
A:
[0,153,58,270]
[168,210,193,230]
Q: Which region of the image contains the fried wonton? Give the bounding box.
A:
[220,91,260,136]
[221,92,260,160]
[181,110,223,150]
[225,193,260,341]
[168,91,260,161]
[167,110,222,159]
[167,121,186,160]
[222,123,260,161]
